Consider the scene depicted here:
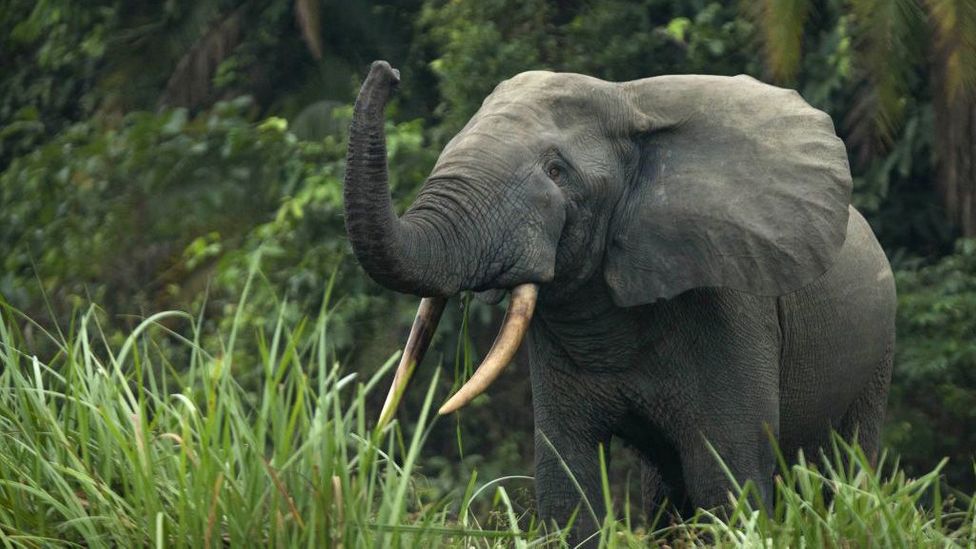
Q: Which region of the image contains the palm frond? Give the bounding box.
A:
[295,0,324,60]
[926,0,976,236]
[745,0,812,83]
[847,0,925,150]
[160,8,245,109]
[926,0,976,103]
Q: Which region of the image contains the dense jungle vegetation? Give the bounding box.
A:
[1,0,974,545]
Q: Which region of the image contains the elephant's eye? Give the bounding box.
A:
[547,166,561,180]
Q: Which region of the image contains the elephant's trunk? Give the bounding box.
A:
[344,61,541,425]
[344,61,452,296]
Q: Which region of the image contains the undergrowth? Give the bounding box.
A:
[0,276,972,547]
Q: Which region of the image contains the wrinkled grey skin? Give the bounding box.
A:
[343,61,896,542]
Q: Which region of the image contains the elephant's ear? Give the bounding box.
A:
[605,75,852,307]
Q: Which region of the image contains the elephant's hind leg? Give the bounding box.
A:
[837,339,894,465]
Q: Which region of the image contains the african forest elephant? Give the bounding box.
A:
[342,61,896,541]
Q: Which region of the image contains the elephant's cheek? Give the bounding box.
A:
[521,178,567,281]
[540,199,567,280]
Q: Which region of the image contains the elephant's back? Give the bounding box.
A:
[777,206,896,453]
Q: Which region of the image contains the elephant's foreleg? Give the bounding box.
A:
[533,418,608,545]
[528,327,616,546]
[665,289,782,514]
[679,422,778,514]
[676,368,780,513]
[677,371,780,513]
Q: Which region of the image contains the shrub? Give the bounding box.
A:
[887,239,976,492]
[0,99,435,357]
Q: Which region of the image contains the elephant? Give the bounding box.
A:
[342,60,896,541]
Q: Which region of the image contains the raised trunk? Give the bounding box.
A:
[343,61,453,295]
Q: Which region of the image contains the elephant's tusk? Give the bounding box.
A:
[378,296,447,427]
[438,283,538,415]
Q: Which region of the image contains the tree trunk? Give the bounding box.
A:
[933,75,976,238]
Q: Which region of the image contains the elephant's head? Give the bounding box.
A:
[343,61,852,421]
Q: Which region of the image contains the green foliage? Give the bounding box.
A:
[887,240,976,490]
[0,283,543,546]
[1,98,307,320]
[853,102,955,257]
[207,108,437,353]
[0,98,435,354]
[421,0,756,135]
[419,0,552,133]
[0,0,117,164]
[687,436,975,546]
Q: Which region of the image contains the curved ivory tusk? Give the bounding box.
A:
[378,296,447,427]
[438,283,538,415]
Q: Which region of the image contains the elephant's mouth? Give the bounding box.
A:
[377,283,538,426]
[474,288,506,304]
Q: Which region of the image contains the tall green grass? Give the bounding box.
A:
[0,288,552,547]
[0,285,972,547]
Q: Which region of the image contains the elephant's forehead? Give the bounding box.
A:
[436,71,618,168]
[439,117,537,170]
[484,71,615,116]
